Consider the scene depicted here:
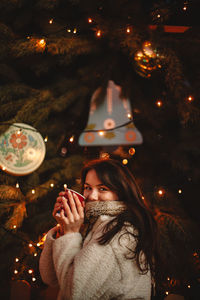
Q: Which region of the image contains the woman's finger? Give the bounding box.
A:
[56,196,63,203]
[59,191,66,196]
[62,197,74,221]
[73,193,84,218]
[67,191,78,216]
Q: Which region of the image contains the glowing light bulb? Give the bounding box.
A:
[67,29,71,33]
[188,285,191,288]
[165,291,169,295]
[167,277,170,281]
[127,113,132,119]
[28,269,33,274]
[183,6,187,11]
[187,95,193,102]
[17,130,21,134]
[69,136,74,143]
[126,27,131,33]
[73,28,77,34]
[29,243,33,248]
[34,253,37,257]
[157,14,161,18]
[142,196,144,200]
[50,183,54,188]
[32,189,35,194]
[158,189,164,195]
[156,101,162,107]
[64,184,67,189]
[100,152,110,159]
[16,183,19,188]
[122,159,128,165]
[49,19,53,24]
[32,277,36,282]
[44,136,48,142]
[178,189,182,194]
[39,39,46,48]
[98,131,104,136]
[13,225,17,229]
[37,243,40,247]
[2,166,6,170]
[14,270,18,274]
[129,148,135,155]
[96,30,101,37]
[88,18,92,23]
[15,258,19,262]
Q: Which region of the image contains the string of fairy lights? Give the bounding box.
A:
[19,0,191,54]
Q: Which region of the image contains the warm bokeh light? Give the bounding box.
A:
[96,30,101,37]
[88,18,92,23]
[49,19,53,24]
[100,152,110,159]
[50,183,54,188]
[129,148,135,155]
[187,95,193,102]
[31,189,35,194]
[156,100,162,107]
[69,136,74,142]
[38,39,46,48]
[98,131,104,136]
[122,159,128,165]
[158,189,164,195]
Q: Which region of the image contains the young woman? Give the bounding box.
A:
[39,158,158,300]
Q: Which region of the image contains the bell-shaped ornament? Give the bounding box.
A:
[78,80,143,146]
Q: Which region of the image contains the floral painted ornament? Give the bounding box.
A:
[0,123,46,176]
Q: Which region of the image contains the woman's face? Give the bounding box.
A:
[83,169,119,202]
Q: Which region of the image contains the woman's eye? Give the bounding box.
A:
[99,187,108,191]
[83,186,91,190]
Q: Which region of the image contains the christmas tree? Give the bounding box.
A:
[0,0,200,299]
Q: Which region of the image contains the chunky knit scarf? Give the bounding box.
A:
[81,200,127,240]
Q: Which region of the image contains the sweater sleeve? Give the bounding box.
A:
[52,230,121,300]
[39,226,59,287]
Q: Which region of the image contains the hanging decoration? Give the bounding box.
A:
[78,80,143,146]
[0,123,46,176]
[134,41,162,78]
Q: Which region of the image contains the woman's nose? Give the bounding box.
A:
[88,189,98,201]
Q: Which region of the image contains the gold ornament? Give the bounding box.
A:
[134,41,162,78]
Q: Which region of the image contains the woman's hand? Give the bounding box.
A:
[53,190,84,235]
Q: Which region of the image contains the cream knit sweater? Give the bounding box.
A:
[39,202,152,300]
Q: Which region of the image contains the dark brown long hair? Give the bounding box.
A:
[81,158,159,278]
